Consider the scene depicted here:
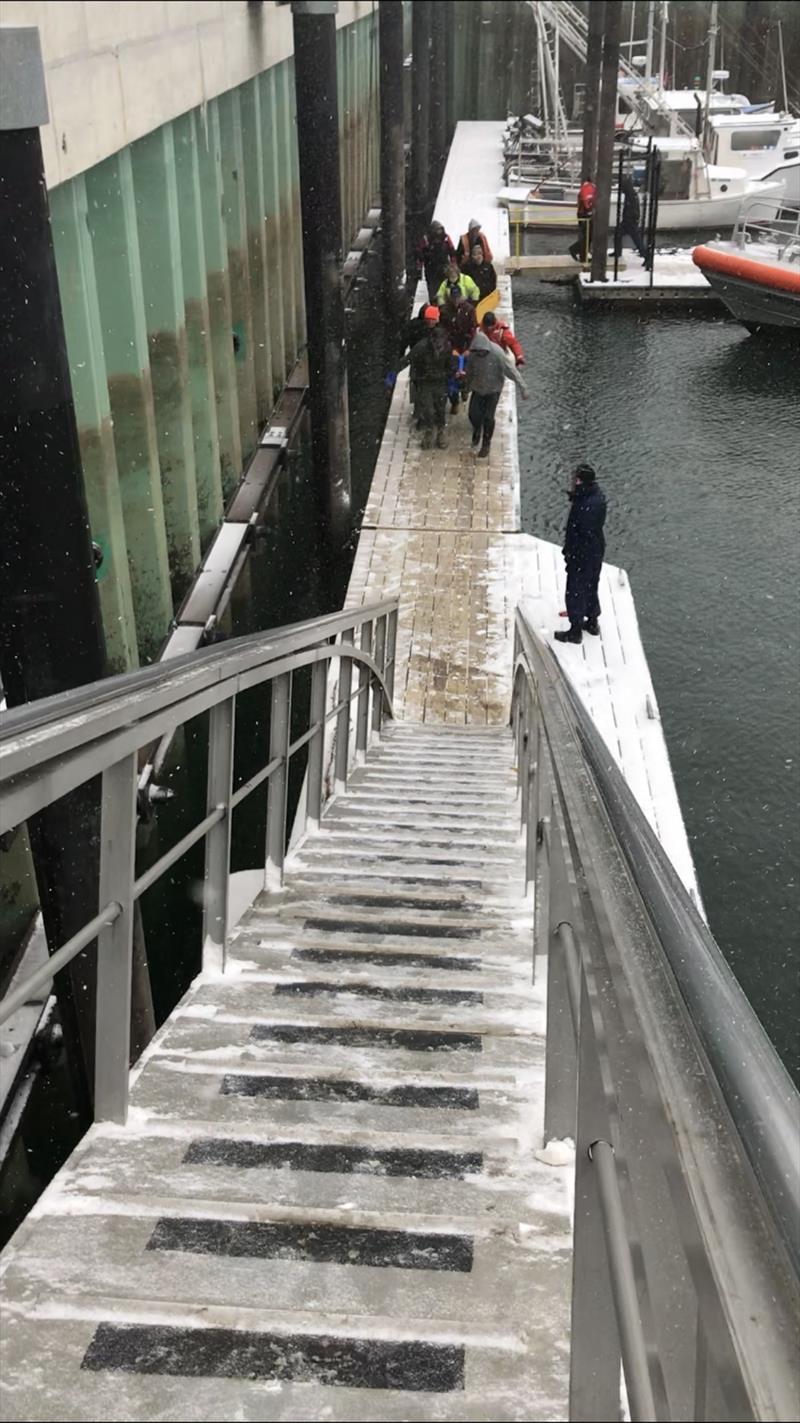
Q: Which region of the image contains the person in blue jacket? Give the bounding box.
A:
[554,463,607,644]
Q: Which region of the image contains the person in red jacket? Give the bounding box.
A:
[415,220,456,300]
[481,311,525,367]
[568,175,597,262]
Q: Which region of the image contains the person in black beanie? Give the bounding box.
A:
[554,463,607,644]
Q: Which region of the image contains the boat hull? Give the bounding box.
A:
[500,184,785,231]
[692,245,800,332]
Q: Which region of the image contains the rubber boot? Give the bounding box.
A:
[584,618,600,636]
[436,427,448,450]
[554,626,582,644]
[478,437,491,459]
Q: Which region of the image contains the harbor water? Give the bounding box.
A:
[513,275,800,1078]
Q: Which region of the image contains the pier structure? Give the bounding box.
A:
[1,38,798,1423]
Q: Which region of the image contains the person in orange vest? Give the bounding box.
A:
[456,218,493,266]
[568,175,597,262]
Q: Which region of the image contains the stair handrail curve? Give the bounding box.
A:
[0,598,399,1125]
[511,601,799,1423]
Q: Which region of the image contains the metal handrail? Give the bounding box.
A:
[512,604,799,1423]
[0,600,399,1125]
[731,198,800,255]
[0,599,397,785]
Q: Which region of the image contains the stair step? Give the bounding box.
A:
[184,1136,484,1181]
[81,1319,466,1392]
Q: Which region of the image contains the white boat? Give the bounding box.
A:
[499,135,785,232]
[625,88,800,206]
[709,112,800,207]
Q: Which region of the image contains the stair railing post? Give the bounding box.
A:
[94,752,138,1124]
[355,619,373,764]
[543,805,579,1144]
[334,627,354,793]
[384,608,398,709]
[306,655,328,834]
[525,697,541,891]
[533,734,553,973]
[569,972,622,1422]
[203,697,236,973]
[266,672,292,889]
[519,690,532,832]
[371,614,387,739]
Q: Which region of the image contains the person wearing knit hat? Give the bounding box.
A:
[554,464,607,644]
[457,218,493,266]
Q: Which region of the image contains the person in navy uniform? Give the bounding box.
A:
[554,463,607,644]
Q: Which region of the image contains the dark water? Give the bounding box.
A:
[513,276,800,1078]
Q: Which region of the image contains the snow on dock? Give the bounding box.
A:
[348,121,701,902]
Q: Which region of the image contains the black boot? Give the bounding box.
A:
[554,626,582,644]
[471,425,481,448]
[478,437,491,459]
[583,618,600,636]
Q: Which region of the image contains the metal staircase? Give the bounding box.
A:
[1,601,798,1421]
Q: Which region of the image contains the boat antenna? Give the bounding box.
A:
[702,0,720,157]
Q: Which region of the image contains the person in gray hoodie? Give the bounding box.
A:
[465,329,528,457]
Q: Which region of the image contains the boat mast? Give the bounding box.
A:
[702,0,719,156]
[553,8,560,166]
[659,1,669,87]
[645,1,655,84]
[777,19,788,113]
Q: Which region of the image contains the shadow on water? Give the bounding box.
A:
[513,272,800,1081]
[0,247,396,1244]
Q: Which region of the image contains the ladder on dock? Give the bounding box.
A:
[1,602,797,1421]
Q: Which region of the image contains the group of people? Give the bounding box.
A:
[568,171,647,264]
[385,218,528,457]
[387,220,607,645]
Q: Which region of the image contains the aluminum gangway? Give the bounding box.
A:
[0,600,797,1422]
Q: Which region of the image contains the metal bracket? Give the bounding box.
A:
[259,426,288,447]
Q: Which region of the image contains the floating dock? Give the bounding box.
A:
[578,249,721,306]
[349,120,701,900]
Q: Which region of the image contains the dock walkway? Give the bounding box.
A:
[349,121,701,900]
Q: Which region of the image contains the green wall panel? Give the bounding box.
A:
[84,149,173,662]
[50,177,139,674]
[131,124,201,600]
[47,13,381,668]
[173,109,224,550]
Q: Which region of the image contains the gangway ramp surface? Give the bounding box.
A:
[0,723,571,1422]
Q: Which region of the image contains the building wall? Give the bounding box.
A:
[0,0,377,188]
[3,6,380,673]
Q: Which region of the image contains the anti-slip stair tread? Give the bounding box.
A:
[0,723,570,1423]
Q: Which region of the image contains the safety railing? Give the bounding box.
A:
[0,599,398,1125]
[512,605,799,1423]
[731,198,800,259]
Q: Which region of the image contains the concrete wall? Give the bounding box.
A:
[0,0,376,188]
[18,9,380,675]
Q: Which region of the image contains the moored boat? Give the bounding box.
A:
[692,200,800,332]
